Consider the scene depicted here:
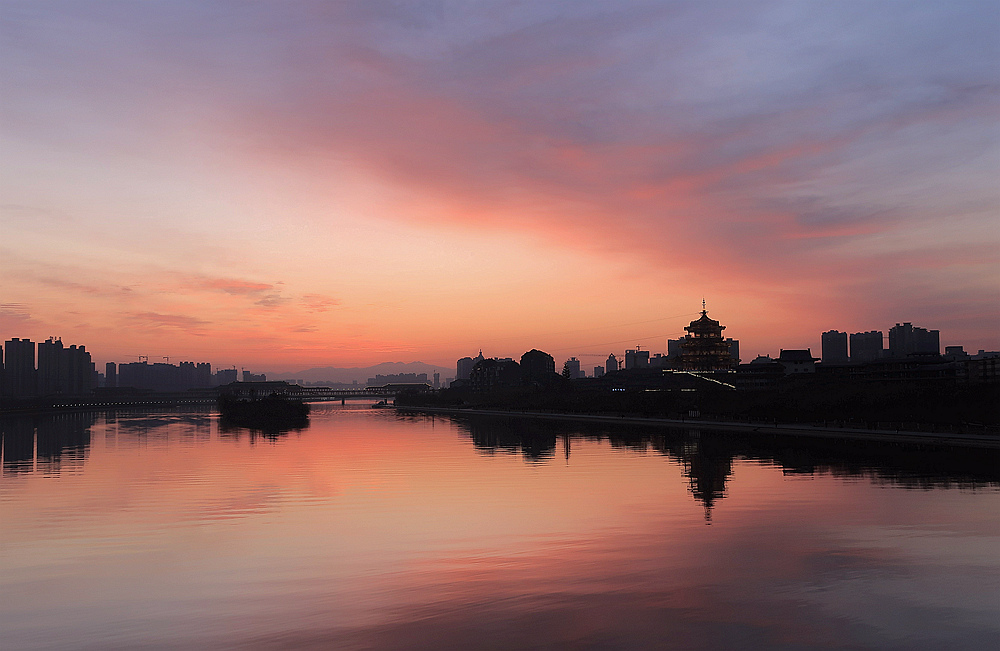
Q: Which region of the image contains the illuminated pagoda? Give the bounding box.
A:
[680,301,735,371]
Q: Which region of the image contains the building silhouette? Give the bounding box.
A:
[778,349,818,374]
[118,360,215,391]
[37,338,93,396]
[849,331,883,363]
[563,357,583,378]
[624,348,650,369]
[470,357,520,391]
[2,338,36,399]
[456,350,484,381]
[821,330,849,364]
[105,362,117,388]
[680,309,736,371]
[606,354,619,374]
[368,372,427,386]
[888,322,940,358]
[727,338,740,365]
[520,349,556,385]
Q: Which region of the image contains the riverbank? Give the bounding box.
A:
[0,395,217,416]
[398,406,1000,449]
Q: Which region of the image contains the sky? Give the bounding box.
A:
[2,1,998,373]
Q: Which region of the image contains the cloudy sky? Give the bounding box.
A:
[2,1,998,371]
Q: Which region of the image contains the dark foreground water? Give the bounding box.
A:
[1,405,998,650]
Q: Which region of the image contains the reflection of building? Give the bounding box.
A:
[821,330,849,364]
[850,331,883,363]
[680,438,733,522]
[888,322,940,358]
[680,309,736,371]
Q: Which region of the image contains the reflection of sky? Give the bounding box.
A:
[1,2,997,369]
[1,408,998,649]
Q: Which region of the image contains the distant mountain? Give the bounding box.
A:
[268,362,453,385]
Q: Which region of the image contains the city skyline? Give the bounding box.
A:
[2,2,998,371]
[4,311,993,394]
[1,310,996,379]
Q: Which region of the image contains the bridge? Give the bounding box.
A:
[0,382,435,414]
[293,383,433,402]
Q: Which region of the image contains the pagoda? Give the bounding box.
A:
[680,302,735,371]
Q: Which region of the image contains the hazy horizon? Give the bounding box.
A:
[3,1,998,369]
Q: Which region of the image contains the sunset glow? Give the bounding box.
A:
[2,2,997,372]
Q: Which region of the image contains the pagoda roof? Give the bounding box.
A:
[686,310,725,330]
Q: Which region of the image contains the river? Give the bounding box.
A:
[1,405,998,650]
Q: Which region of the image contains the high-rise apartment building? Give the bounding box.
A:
[624,348,650,369]
[667,338,684,360]
[849,331,883,363]
[821,330,849,364]
[2,338,36,398]
[563,357,583,378]
[36,338,93,396]
[456,351,484,381]
[520,349,555,384]
[888,323,940,358]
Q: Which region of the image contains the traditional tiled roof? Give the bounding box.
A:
[778,349,818,362]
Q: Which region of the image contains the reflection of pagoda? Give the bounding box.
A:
[680,302,735,371]
[684,442,734,523]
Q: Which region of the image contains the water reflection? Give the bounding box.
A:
[218,413,310,441]
[1,412,94,475]
[1,407,309,477]
[5,409,997,503]
[455,414,1000,519]
[2,408,998,650]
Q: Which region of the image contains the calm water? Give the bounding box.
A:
[1,405,998,650]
